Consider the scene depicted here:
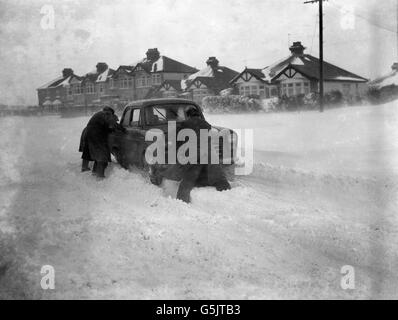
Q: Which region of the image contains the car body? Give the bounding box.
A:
[108,98,237,185]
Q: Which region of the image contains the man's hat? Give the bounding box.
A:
[102,106,115,114]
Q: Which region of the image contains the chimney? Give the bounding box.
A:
[146,48,160,61]
[206,56,219,69]
[96,62,108,74]
[62,68,73,78]
[289,41,306,56]
[392,62,398,71]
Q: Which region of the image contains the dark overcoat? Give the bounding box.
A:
[79,111,118,163]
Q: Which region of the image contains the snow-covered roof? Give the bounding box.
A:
[232,51,367,85]
[369,69,398,89]
[181,65,214,90]
[96,68,111,82]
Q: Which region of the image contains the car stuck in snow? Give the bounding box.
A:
[108,98,238,185]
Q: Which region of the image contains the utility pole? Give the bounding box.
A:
[304,0,326,112]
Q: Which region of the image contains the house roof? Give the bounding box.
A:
[82,68,115,83]
[231,53,367,84]
[182,65,239,93]
[264,54,367,83]
[230,68,268,84]
[37,74,83,90]
[133,55,198,74]
[369,68,398,88]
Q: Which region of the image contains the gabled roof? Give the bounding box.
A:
[161,79,182,91]
[145,80,183,99]
[182,65,239,93]
[231,52,368,85]
[264,54,367,83]
[230,68,268,84]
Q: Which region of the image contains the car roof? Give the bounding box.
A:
[125,98,198,108]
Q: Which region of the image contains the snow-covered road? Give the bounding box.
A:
[1,103,398,299]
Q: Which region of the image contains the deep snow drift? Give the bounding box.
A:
[0,102,398,299]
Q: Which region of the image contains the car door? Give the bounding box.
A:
[119,107,147,167]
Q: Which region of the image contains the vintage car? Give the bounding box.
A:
[108,98,237,185]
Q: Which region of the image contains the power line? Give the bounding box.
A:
[327,1,397,34]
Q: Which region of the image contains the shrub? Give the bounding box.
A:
[201,95,263,113]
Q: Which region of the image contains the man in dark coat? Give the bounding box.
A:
[176,107,231,203]
[79,107,122,178]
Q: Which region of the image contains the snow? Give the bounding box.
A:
[181,66,214,90]
[151,56,164,72]
[290,57,305,66]
[96,69,110,82]
[37,76,64,89]
[1,102,398,299]
[333,76,365,82]
[372,70,398,88]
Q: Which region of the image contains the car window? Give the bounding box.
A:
[131,109,141,127]
[145,104,201,125]
[122,108,132,126]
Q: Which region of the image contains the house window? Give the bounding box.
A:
[342,83,351,95]
[109,79,114,89]
[295,83,302,95]
[137,76,147,88]
[304,82,310,94]
[281,83,287,96]
[250,85,258,95]
[99,84,104,94]
[86,83,95,94]
[120,77,131,89]
[259,85,266,98]
[152,74,161,85]
[67,86,72,96]
[73,84,82,95]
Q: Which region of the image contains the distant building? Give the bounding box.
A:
[37,68,83,110]
[230,41,368,101]
[181,57,239,105]
[369,62,398,100]
[37,48,197,108]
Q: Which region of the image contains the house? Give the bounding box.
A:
[37,68,83,110]
[37,48,197,109]
[181,57,239,105]
[109,48,198,102]
[230,41,368,101]
[78,62,115,107]
[369,62,398,100]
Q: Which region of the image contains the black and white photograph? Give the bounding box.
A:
[0,0,397,302]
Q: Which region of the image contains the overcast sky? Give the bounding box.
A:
[0,0,396,105]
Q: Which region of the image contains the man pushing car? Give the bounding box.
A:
[79,106,124,178]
